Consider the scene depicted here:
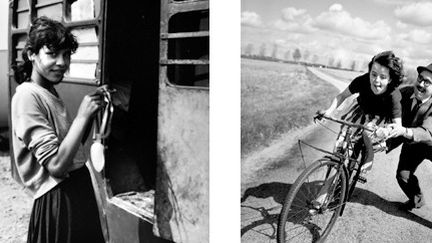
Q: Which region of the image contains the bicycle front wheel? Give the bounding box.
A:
[277,158,347,243]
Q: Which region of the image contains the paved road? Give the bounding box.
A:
[241,68,432,242]
[307,67,349,92]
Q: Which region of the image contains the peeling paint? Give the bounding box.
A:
[155,83,209,243]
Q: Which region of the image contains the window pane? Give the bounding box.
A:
[66,63,97,79]
[168,10,209,33]
[14,34,27,62]
[168,36,209,60]
[36,3,63,21]
[66,27,99,81]
[66,0,100,21]
[167,64,209,87]
[17,0,29,9]
[71,28,99,43]
[72,46,98,60]
[165,9,209,87]
[17,11,30,29]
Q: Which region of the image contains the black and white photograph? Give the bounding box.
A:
[241,0,432,242]
[0,0,209,242]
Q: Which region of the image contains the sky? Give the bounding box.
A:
[241,0,432,70]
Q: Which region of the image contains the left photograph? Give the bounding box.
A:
[1,1,209,243]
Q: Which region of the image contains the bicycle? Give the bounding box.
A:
[277,113,387,243]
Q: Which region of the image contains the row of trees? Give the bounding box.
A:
[242,43,368,71]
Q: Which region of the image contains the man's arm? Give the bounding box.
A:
[410,115,432,144]
[387,115,432,145]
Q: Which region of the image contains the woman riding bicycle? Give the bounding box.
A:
[320,50,404,176]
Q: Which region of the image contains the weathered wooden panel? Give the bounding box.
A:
[155,83,209,243]
[0,50,8,127]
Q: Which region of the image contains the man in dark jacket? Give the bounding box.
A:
[387,63,432,210]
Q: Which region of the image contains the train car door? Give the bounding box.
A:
[154,0,209,242]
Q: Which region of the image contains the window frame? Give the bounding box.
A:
[159,0,209,89]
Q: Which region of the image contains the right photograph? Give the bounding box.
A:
[241,0,432,242]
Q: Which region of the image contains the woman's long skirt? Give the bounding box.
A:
[340,99,391,165]
[27,166,105,243]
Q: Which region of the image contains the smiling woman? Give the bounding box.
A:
[320,50,404,176]
[30,46,72,85]
[11,16,106,243]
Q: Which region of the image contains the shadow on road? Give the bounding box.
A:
[241,182,291,204]
[350,187,432,229]
[241,205,279,239]
[241,181,432,239]
[241,182,291,239]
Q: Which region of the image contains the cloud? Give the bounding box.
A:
[241,11,264,27]
[373,0,407,5]
[405,46,432,60]
[395,21,408,29]
[314,4,391,40]
[273,19,315,33]
[272,7,316,33]
[329,3,343,11]
[399,29,432,45]
[394,2,432,26]
[281,7,306,21]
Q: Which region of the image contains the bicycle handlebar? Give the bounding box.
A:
[314,113,374,132]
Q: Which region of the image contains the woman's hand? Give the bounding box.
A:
[375,126,391,140]
[314,110,327,121]
[76,87,107,120]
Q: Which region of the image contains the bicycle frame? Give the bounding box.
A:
[277,115,385,243]
[299,114,372,216]
[299,117,364,164]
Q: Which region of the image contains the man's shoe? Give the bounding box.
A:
[399,195,425,211]
[399,200,416,211]
[413,194,425,209]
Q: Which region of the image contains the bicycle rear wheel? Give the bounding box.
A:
[277,158,347,243]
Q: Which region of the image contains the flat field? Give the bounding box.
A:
[241,58,339,157]
[319,67,363,82]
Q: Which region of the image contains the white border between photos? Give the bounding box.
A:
[210,0,240,242]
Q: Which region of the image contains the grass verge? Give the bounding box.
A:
[241,58,340,157]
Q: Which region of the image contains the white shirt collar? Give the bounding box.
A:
[410,93,431,104]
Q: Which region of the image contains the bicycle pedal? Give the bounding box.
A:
[357,175,367,184]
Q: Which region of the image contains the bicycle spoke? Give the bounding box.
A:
[277,115,366,243]
[286,208,309,223]
[278,159,346,243]
[295,185,319,204]
[289,203,309,211]
[326,201,346,211]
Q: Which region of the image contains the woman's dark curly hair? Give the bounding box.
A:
[367,50,404,91]
[13,16,79,84]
